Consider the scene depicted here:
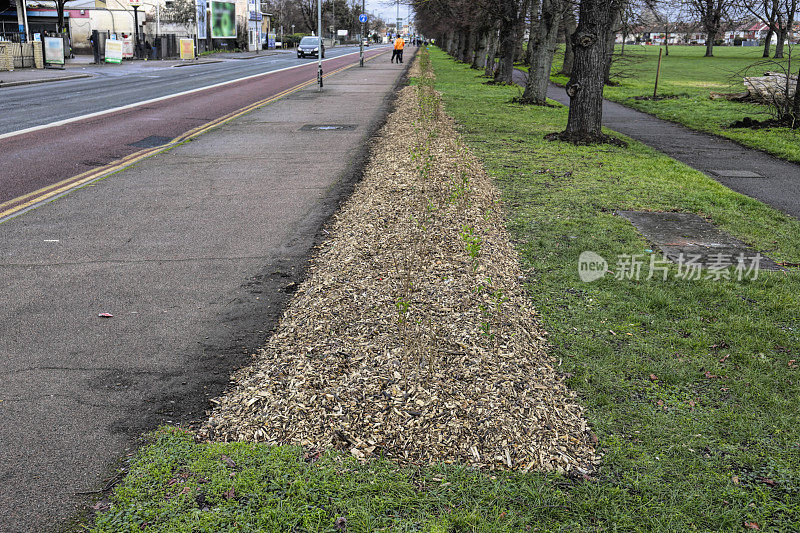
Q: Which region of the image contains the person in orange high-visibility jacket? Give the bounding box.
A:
[391,36,405,64]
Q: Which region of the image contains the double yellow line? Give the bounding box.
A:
[0,54,382,223]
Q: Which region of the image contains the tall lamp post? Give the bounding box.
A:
[129,0,142,58]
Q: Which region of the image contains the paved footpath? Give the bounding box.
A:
[0,50,409,532]
[513,70,800,220]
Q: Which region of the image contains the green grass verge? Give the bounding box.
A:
[435,47,800,530]
[550,45,800,164]
[92,48,800,532]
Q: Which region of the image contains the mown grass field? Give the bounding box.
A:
[91,48,800,532]
[550,44,800,163]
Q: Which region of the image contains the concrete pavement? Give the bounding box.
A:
[0,48,410,532]
[513,70,800,220]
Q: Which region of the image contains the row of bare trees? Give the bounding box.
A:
[635,0,796,58]
[412,0,625,143]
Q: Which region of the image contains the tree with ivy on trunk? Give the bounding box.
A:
[551,0,627,144]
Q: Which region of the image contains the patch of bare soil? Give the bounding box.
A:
[728,116,797,129]
[199,55,600,475]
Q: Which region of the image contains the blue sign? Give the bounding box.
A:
[358,14,368,23]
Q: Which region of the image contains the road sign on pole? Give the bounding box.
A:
[359,4,366,67]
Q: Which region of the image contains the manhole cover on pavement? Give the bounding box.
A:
[128,135,172,148]
[618,211,781,271]
[300,124,357,131]
[709,169,765,178]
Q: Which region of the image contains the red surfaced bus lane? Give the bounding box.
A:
[0,48,389,217]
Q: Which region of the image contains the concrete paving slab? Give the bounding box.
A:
[618,210,782,271]
[0,48,408,532]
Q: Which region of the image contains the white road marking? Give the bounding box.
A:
[0,49,371,141]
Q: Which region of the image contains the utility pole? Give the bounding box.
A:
[15,0,30,42]
[133,6,140,57]
[317,0,322,91]
[22,0,30,41]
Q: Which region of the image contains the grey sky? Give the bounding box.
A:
[365,0,413,27]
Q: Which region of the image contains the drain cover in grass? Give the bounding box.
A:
[618,211,781,271]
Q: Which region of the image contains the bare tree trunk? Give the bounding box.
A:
[560,0,622,142]
[763,29,773,57]
[602,7,622,85]
[705,30,716,57]
[456,29,468,61]
[472,31,488,69]
[465,28,477,63]
[664,30,670,55]
[493,0,529,83]
[494,16,519,83]
[521,0,563,104]
[453,30,463,57]
[526,0,543,65]
[485,24,500,77]
[774,28,786,58]
[514,14,528,63]
[792,67,800,124]
[560,10,576,75]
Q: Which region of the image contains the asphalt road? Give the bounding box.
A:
[0,46,392,210]
[0,46,383,135]
[0,47,407,532]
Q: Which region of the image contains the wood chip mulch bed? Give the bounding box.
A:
[199,55,600,474]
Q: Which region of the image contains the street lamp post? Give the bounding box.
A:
[132,6,140,57]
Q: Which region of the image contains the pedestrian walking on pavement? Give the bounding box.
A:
[391,36,405,64]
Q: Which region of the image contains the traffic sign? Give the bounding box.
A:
[359,14,368,23]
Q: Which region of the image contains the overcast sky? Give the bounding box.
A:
[365,0,414,26]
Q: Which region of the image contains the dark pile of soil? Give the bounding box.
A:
[728,116,797,129]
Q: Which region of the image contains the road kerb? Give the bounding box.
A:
[0,51,389,224]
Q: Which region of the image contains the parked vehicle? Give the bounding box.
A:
[297,36,325,58]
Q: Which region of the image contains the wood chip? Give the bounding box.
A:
[198,55,600,473]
